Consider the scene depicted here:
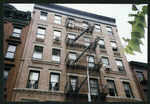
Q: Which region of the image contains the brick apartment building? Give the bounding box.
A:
[3,3,31,101]
[129,61,148,102]
[11,4,142,102]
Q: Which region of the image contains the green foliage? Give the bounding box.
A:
[132,4,138,11]
[122,4,147,55]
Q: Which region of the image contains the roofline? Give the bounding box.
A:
[34,3,117,27]
[129,61,147,69]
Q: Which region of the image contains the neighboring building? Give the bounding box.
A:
[3,3,31,101]
[11,4,142,102]
[129,61,148,102]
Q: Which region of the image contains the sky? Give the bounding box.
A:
[9,3,148,63]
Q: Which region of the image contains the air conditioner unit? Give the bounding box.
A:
[103,64,111,71]
[55,37,60,41]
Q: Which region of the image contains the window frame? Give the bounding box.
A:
[11,27,22,38]
[82,21,88,29]
[4,68,11,87]
[107,80,118,97]
[40,11,47,21]
[95,24,101,33]
[110,41,118,52]
[36,27,46,39]
[115,59,126,72]
[107,27,113,35]
[90,78,99,95]
[52,49,61,62]
[69,76,78,91]
[49,73,60,91]
[5,44,17,59]
[26,70,40,89]
[54,15,61,24]
[122,82,134,98]
[84,36,91,47]
[32,46,43,60]
[53,30,61,41]
[99,39,105,49]
[87,55,95,68]
[102,57,110,65]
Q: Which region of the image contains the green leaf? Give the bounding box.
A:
[132,23,145,38]
[129,39,142,53]
[132,4,138,11]
[125,45,135,55]
[139,40,144,45]
[128,21,136,25]
[131,32,141,39]
[142,6,148,15]
[135,12,146,28]
[122,37,130,42]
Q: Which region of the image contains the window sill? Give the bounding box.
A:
[4,58,15,62]
[9,36,21,40]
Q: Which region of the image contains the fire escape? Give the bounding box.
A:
[64,17,109,102]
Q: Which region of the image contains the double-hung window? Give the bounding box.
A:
[84,37,91,47]
[95,24,101,33]
[37,27,46,39]
[26,71,40,89]
[136,71,144,81]
[70,76,78,91]
[98,39,105,49]
[116,60,125,72]
[4,68,11,87]
[107,27,113,35]
[52,49,61,62]
[32,46,43,60]
[40,12,47,21]
[69,52,76,60]
[107,80,117,96]
[54,15,61,24]
[5,44,17,59]
[49,73,59,91]
[102,57,109,65]
[12,27,22,38]
[68,18,75,28]
[90,79,99,95]
[53,30,61,41]
[68,33,76,44]
[110,41,118,51]
[87,55,94,68]
[82,22,88,29]
[123,82,134,98]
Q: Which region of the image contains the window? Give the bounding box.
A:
[143,89,148,99]
[90,79,99,95]
[95,24,101,33]
[40,12,47,21]
[4,68,11,87]
[49,73,59,91]
[68,19,75,27]
[36,27,46,39]
[70,76,78,91]
[69,52,76,60]
[54,15,61,24]
[116,60,125,72]
[32,46,43,60]
[123,82,134,98]
[136,71,144,80]
[107,27,113,35]
[82,22,88,29]
[53,30,61,41]
[12,27,22,37]
[98,39,105,49]
[110,41,118,51]
[5,44,17,59]
[68,33,76,44]
[26,71,40,89]
[87,55,95,68]
[84,37,91,47]
[107,80,117,96]
[102,57,109,65]
[52,49,61,62]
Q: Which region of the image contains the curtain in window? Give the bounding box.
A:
[29,72,39,89]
